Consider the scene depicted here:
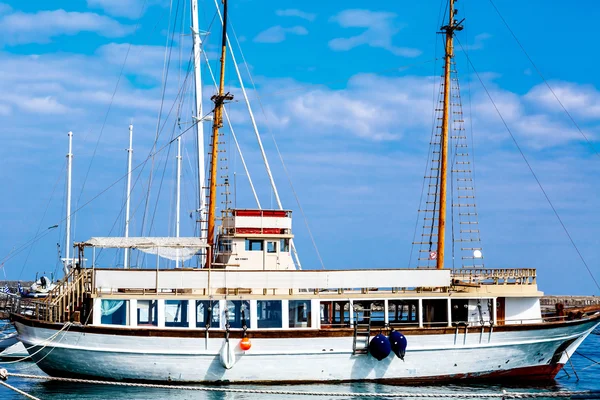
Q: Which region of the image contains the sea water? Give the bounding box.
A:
[1,321,599,400]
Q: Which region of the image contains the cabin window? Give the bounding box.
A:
[219,239,232,253]
[245,239,263,251]
[389,300,419,326]
[165,300,189,327]
[320,301,350,328]
[257,300,282,328]
[280,239,290,252]
[196,300,220,328]
[354,301,385,327]
[422,299,448,327]
[226,300,251,329]
[289,300,312,328]
[137,300,158,326]
[100,300,127,326]
[267,241,277,253]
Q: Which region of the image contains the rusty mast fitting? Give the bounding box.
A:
[206,0,233,269]
[436,0,463,270]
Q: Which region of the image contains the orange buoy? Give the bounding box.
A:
[240,337,251,351]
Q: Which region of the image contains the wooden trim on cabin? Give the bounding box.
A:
[12,311,600,339]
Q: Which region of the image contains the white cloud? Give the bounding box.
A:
[0,103,11,116]
[254,25,308,44]
[0,3,11,15]
[462,33,491,51]
[96,42,168,81]
[0,9,134,44]
[275,9,316,22]
[258,74,436,141]
[525,81,600,120]
[20,96,70,114]
[87,0,142,18]
[329,9,421,57]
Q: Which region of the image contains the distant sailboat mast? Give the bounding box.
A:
[63,131,73,275]
[437,0,462,270]
[175,136,182,267]
[191,0,206,255]
[124,124,133,269]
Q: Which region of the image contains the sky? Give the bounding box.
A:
[0,0,598,295]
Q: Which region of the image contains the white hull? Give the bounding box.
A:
[15,317,599,383]
[0,331,18,351]
[0,342,28,360]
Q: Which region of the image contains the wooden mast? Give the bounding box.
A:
[206,0,233,268]
[436,0,462,270]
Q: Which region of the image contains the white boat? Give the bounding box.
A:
[0,331,18,352]
[12,0,600,384]
[0,342,28,360]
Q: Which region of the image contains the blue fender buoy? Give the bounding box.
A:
[389,330,407,360]
[369,333,391,361]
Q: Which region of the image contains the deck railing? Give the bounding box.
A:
[451,268,536,285]
[12,268,94,323]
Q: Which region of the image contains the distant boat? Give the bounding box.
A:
[11,0,600,384]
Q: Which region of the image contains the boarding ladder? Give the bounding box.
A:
[352,308,372,355]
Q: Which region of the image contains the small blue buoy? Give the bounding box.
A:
[369,333,391,361]
[388,330,407,360]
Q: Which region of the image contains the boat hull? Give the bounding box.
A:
[14,315,599,384]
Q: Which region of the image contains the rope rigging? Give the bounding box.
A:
[455,37,600,292]
[487,0,600,161]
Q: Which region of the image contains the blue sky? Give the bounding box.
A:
[0,0,598,295]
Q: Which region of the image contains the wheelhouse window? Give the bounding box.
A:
[320,301,350,328]
[137,300,158,326]
[257,300,282,328]
[226,300,251,329]
[100,300,127,325]
[266,241,277,253]
[245,239,263,251]
[389,300,419,327]
[289,300,311,328]
[196,300,220,328]
[280,239,290,252]
[165,300,188,327]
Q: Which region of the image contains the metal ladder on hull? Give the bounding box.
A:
[352,308,372,354]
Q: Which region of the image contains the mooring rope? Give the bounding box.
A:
[0,370,598,399]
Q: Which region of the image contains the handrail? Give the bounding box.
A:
[452,268,536,285]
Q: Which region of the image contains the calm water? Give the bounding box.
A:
[1,322,599,400]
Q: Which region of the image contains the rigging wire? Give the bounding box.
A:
[16,163,66,280]
[96,52,196,265]
[72,0,150,239]
[0,109,214,267]
[229,20,326,269]
[456,37,600,292]
[488,0,600,160]
[408,2,446,269]
[140,0,180,245]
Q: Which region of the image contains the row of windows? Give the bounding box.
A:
[100,299,311,328]
[244,239,290,252]
[100,299,492,328]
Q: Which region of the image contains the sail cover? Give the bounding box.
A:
[82,237,208,261]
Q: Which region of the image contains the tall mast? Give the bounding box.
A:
[191,0,206,249]
[63,131,73,275]
[124,124,133,269]
[175,136,182,266]
[437,0,462,270]
[206,0,233,268]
